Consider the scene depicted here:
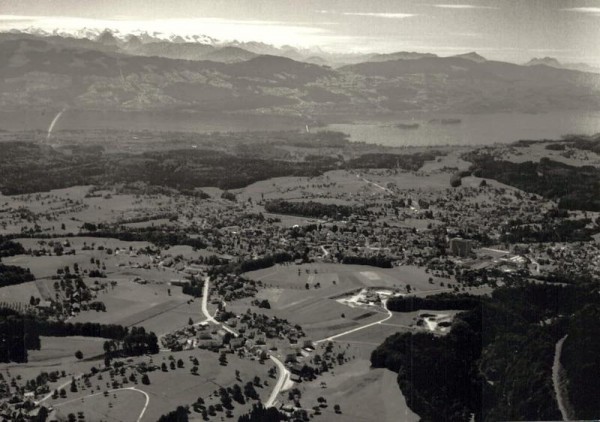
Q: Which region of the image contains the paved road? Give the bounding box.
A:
[201,276,290,408]
[36,376,81,405]
[357,174,393,194]
[201,277,218,324]
[52,386,150,422]
[201,277,238,336]
[264,355,290,408]
[480,247,510,255]
[530,257,541,275]
[315,300,393,345]
[553,335,570,421]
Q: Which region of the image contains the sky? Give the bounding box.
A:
[1,0,599,64]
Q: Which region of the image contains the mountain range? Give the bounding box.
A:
[1,29,600,123]
[525,57,600,74]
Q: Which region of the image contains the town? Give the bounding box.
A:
[0,128,599,421]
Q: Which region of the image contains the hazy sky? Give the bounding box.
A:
[1,0,599,64]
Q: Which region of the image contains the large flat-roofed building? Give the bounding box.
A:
[449,237,473,257]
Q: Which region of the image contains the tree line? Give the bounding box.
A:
[0,308,158,363]
[0,238,25,257]
[466,154,600,211]
[264,200,362,220]
[0,264,35,288]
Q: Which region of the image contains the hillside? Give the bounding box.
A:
[0,34,600,119]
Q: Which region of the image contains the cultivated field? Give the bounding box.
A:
[240,263,452,340]
[70,279,199,335]
[289,342,419,422]
[43,348,272,422]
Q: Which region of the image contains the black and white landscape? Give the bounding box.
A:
[0,1,599,421]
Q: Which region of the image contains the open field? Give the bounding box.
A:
[0,280,42,305]
[0,336,106,381]
[236,170,412,207]
[70,279,199,335]
[496,142,600,168]
[0,184,227,236]
[245,263,452,293]
[336,322,412,346]
[43,348,272,422]
[291,342,419,422]
[29,336,106,363]
[239,264,451,340]
[53,388,147,422]
[3,236,161,280]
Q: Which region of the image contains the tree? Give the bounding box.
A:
[219,352,228,366]
[238,403,286,422]
[232,384,245,404]
[177,358,184,368]
[157,406,189,422]
[141,374,150,385]
[334,404,341,414]
[220,388,233,409]
[75,350,83,360]
[244,382,259,400]
[33,405,49,422]
[70,378,77,393]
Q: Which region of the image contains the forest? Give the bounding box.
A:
[561,303,600,419]
[264,200,362,220]
[466,154,600,211]
[0,238,26,257]
[372,281,598,421]
[500,218,599,243]
[345,150,442,171]
[340,255,393,268]
[0,264,35,288]
[386,293,481,312]
[82,227,207,249]
[213,252,294,275]
[0,140,444,196]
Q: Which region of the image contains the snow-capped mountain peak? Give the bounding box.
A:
[8,26,219,45]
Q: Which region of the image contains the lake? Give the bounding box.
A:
[1,110,599,146]
[326,111,600,146]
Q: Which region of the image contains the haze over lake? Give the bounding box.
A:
[2,110,599,147]
[328,111,600,147]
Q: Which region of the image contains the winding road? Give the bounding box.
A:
[314,299,393,345]
[52,386,150,422]
[201,277,237,336]
[265,355,290,408]
[553,335,571,421]
[201,277,288,408]
[35,376,82,405]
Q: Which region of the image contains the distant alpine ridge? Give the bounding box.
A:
[1,28,600,119]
